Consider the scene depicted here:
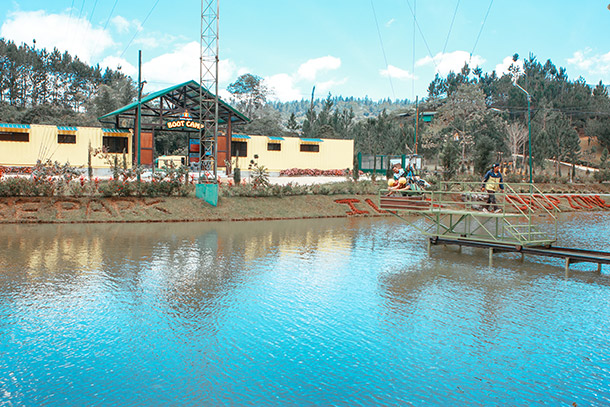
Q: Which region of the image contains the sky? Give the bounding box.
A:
[1,0,609,103]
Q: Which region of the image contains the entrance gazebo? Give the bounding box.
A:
[98,80,249,171]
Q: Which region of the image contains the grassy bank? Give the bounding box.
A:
[0,194,389,224]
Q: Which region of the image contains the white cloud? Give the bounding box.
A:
[266,73,303,102]
[317,78,348,94]
[140,41,237,91]
[110,15,130,33]
[0,10,114,63]
[297,56,341,81]
[134,36,159,49]
[99,56,137,77]
[385,18,396,27]
[380,65,415,80]
[416,50,485,76]
[568,48,610,76]
[495,55,524,78]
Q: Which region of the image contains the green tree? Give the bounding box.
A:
[441,138,460,180]
[227,73,269,118]
[286,112,299,134]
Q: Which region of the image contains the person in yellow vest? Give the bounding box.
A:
[481,163,504,212]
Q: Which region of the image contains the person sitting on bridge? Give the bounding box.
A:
[481,163,504,212]
[386,164,410,195]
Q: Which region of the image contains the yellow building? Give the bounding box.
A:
[230,134,354,173]
[0,123,132,173]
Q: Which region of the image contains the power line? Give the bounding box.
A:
[370,0,396,99]
[77,0,87,20]
[404,0,439,72]
[412,0,415,100]
[442,0,460,54]
[89,0,100,21]
[68,0,75,20]
[470,0,494,61]
[490,105,610,116]
[90,0,120,69]
[119,0,161,59]
[102,0,120,31]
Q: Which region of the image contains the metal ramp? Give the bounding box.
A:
[378,182,609,271]
[379,182,558,247]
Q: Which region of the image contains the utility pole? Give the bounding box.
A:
[414,96,419,155]
[514,82,532,183]
[136,49,142,182]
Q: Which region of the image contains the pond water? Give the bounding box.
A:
[1,214,610,406]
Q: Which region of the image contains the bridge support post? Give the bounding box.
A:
[597,263,602,273]
[565,257,570,273]
[489,248,494,267]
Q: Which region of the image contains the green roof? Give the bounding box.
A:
[98,80,249,125]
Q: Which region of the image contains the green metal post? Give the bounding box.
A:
[136,50,142,182]
[414,96,419,154]
[514,82,532,184]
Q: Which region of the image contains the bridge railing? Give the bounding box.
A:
[379,181,559,245]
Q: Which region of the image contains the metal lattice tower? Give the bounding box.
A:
[199,0,219,180]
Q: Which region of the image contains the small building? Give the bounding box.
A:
[156,155,186,169]
[0,123,132,173]
[229,134,354,174]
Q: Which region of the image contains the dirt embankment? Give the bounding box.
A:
[0,195,390,224]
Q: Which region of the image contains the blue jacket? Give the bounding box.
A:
[482,170,504,191]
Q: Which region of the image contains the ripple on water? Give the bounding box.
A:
[0,216,610,405]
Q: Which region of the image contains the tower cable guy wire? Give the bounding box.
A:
[470,0,494,62]
[119,0,161,58]
[370,0,396,99]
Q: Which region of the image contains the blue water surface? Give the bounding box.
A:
[0,214,609,406]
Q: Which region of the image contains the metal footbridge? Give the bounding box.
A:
[379,182,610,272]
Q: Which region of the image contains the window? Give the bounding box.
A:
[58,134,76,144]
[267,142,281,151]
[231,141,248,157]
[0,131,29,142]
[103,136,128,153]
[300,144,319,152]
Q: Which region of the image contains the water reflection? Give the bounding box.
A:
[1,214,609,406]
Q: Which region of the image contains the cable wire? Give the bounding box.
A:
[470,0,494,61]
[102,0,120,31]
[412,0,416,100]
[370,0,396,99]
[443,0,460,54]
[119,0,161,58]
[89,0,100,21]
[404,0,439,72]
[77,0,87,20]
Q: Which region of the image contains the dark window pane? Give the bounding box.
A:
[103,136,128,153]
[57,134,76,144]
[267,143,281,151]
[0,131,29,142]
[300,144,319,152]
[231,141,248,157]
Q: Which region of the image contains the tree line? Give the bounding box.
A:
[0,38,135,126]
[229,54,610,178]
[2,38,609,178]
